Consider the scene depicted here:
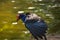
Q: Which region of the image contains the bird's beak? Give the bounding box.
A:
[16,14,20,22]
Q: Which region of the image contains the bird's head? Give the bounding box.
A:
[16,11,24,22]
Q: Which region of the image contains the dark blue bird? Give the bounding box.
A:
[16,13,48,40]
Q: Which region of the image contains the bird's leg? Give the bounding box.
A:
[34,38,38,40]
[32,36,38,40]
[34,37,39,40]
[38,37,43,40]
[43,34,47,40]
[39,36,43,39]
[30,33,39,40]
[39,38,43,40]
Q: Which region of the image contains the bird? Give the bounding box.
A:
[16,12,48,40]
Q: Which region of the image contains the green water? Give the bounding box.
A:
[0,11,31,40]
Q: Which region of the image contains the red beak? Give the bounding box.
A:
[16,14,20,22]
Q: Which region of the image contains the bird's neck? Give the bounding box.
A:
[20,14,26,23]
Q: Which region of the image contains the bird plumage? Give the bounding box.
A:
[17,13,48,40]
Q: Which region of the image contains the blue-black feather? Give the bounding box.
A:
[19,14,48,39]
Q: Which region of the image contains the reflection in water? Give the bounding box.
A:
[11,0,16,3]
[22,31,30,34]
[4,39,8,40]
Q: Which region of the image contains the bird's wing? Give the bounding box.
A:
[25,21,48,36]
